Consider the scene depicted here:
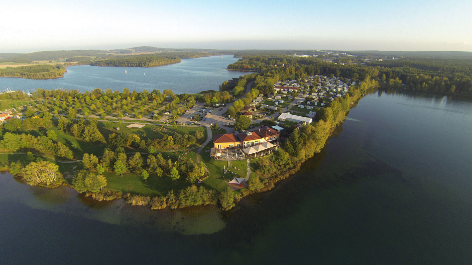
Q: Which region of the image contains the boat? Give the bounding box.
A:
[144,72,146,76]
[125,70,127,74]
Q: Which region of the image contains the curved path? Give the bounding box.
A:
[196,125,212,164]
[245,159,251,181]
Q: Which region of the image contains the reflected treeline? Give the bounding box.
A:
[29,185,70,205]
[377,88,470,103]
[205,132,404,257]
[77,193,117,209]
[204,148,328,250]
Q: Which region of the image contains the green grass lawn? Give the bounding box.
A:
[51,128,108,158]
[229,159,248,179]
[198,140,248,192]
[289,105,315,115]
[0,100,30,111]
[105,171,190,197]
[0,153,27,164]
[99,122,206,142]
[186,150,198,163]
[279,120,300,128]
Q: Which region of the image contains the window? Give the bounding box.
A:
[217,145,221,149]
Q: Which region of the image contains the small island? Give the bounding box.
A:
[1,50,471,211]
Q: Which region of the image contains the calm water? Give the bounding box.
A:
[1,91,472,265]
[0,55,247,94]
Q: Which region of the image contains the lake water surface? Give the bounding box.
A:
[0,55,248,94]
[1,91,472,264]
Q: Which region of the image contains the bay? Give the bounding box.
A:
[0,55,248,94]
[1,91,472,264]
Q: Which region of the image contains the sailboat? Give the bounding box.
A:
[125,70,127,74]
[144,72,146,76]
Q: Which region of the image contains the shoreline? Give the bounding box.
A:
[3,89,368,211]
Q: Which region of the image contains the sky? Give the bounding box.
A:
[1,0,472,53]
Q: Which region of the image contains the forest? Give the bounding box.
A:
[90,54,182,67]
[0,64,66,79]
[228,55,472,96]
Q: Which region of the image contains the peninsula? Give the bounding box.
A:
[1,50,472,211]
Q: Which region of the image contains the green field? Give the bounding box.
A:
[105,172,191,197]
[289,105,317,115]
[104,123,206,141]
[0,100,30,111]
[51,128,109,158]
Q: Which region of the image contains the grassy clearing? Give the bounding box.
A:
[186,150,198,163]
[289,105,314,115]
[51,128,108,158]
[105,172,190,197]
[199,142,230,192]
[100,122,206,141]
[0,153,27,164]
[0,100,30,111]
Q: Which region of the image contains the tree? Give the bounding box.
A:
[27,152,35,162]
[219,186,235,210]
[166,135,174,147]
[100,149,116,171]
[170,167,180,181]
[68,108,77,120]
[128,152,143,173]
[82,153,99,170]
[73,170,107,193]
[22,161,64,187]
[114,160,127,176]
[195,130,204,142]
[46,130,57,141]
[117,152,127,166]
[147,155,158,172]
[234,115,251,131]
[4,118,22,131]
[97,164,105,175]
[141,170,149,181]
[249,175,264,192]
[227,106,236,118]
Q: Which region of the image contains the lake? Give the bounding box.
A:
[0,55,248,94]
[1,91,472,264]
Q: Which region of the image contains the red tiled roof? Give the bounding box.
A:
[253,127,279,138]
[0,113,10,117]
[213,133,239,144]
[243,112,253,116]
[236,132,261,142]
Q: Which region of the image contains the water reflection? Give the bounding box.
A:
[77,193,117,209]
[29,185,70,205]
[1,172,226,235]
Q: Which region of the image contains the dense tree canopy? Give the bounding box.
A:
[73,170,107,193]
[234,115,251,131]
[22,161,64,187]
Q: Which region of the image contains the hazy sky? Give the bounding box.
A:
[1,0,472,52]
